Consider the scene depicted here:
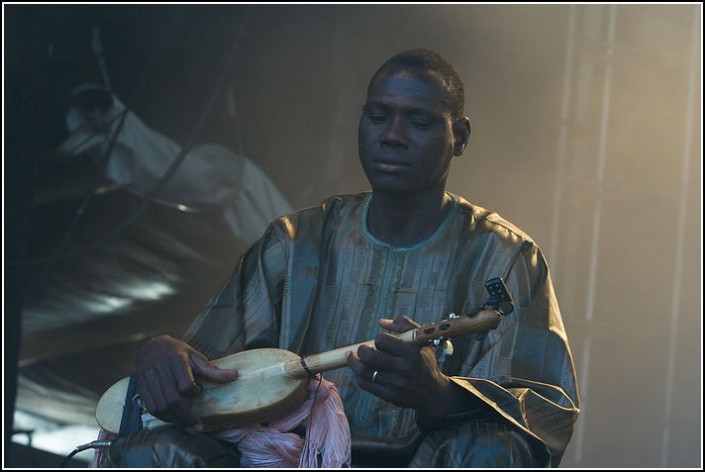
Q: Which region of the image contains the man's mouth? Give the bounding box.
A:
[374,159,410,172]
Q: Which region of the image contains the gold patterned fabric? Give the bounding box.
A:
[183,192,580,467]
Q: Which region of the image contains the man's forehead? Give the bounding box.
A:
[369,66,446,93]
[367,67,451,112]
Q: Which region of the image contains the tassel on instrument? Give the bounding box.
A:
[214,374,351,468]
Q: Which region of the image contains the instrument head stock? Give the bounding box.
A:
[483,277,514,315]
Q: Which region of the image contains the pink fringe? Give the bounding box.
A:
[90,375,351,468]
[215,375,351,468]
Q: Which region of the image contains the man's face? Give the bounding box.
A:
[358,67,459,196]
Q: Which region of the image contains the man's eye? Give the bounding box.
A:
[369,114,387,124]
[411,121,431,130]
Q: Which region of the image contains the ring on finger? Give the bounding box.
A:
[372,370,379,383]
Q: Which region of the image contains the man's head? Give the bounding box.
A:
[358,49,471,197]
[366,48,465,121]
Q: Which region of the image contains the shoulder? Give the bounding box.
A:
[269,193,368,241]
[293,193,368,220]
[451,192,536,249]
[450,194,553,313]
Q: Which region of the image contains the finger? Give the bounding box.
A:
[162,370,203,428]
[347,350,382,382]
[379,315,418,333]
[348,351,385,389]
[354,368,403,404]
[356,342,387,369]
[140,361,201,429]
[378,318,396,331]
[136,377,158,414]
[146,365,175,414]
[190,353,239,384]
[357,342,410,381]
[346,350,365,376]
[171,360,202,398]
[348,352,413,407]
[374,332,420,358]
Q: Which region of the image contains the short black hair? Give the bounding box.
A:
[367,48,465,120]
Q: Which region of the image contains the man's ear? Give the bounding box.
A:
[452,116,471,156]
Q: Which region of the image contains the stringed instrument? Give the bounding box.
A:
[96,309,502,435]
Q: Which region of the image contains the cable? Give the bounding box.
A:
[59,440,114,468]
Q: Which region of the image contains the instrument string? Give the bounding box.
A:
[301,373,325,467]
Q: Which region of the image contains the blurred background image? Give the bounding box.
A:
[4,4,701,468]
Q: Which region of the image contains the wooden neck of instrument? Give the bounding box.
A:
[283,310,500,379]
[283,330,415,378]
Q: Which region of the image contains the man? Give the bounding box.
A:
[110,48,579,467]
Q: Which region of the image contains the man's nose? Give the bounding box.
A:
[380,116,408,148]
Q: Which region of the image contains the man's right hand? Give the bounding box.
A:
[135,335,239,433]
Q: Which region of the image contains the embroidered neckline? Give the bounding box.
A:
[360,193,457,252]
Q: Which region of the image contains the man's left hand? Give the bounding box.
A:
[347,315,459,419]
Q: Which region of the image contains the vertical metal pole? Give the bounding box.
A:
[584,4,616,324]
[660,6,700,467]
[549,4,577,270]
[572,4,618,463]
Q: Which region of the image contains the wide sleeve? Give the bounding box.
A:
[449,243,580,467]
[180,220,290,360]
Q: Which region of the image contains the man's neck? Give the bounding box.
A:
[367,189,452,247]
